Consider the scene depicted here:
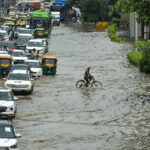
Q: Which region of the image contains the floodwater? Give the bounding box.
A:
[3,23,150,150]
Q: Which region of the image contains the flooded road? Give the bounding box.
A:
[7,23,150,149]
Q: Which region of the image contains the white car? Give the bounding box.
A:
[36,38,48,53]
[0,120,21,149]
[5,70,34,94]
[0,88,17,119]
[0,30,9,41]
[12,50,28,64]
[24,60,42,78]
[26,39,46,56]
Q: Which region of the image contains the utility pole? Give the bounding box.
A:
[135,12,138,51]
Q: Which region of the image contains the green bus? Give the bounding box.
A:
[30,12,52,37]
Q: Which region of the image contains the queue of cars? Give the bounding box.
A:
[0,2,59,149]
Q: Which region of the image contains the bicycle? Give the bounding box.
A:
[76,76,102,88]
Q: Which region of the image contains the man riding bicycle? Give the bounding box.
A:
[84,67,93,86]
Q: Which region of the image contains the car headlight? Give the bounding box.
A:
[8,105,13,111]
[6,84,13,88]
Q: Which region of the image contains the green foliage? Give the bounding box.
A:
[109,0,150,23]
[108,24,116,33]
[112,17,120,26]
[140,54,150,73]
[134,40,150,52]
[133,0,150,22]
[113,37,121,42]
[134,40,150,73]
[108,24,120,42]
[66,0,108,22]
[127,51,142,67]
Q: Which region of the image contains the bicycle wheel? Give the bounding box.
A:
[76,80,86,88]
[91,81,102,88]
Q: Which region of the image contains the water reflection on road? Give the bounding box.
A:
[9,23,150,150]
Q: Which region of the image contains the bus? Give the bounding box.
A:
[30,12,52,37]
[51,1,65,21]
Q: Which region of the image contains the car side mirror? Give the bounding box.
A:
[16,133,21,138]
[3,78,6,80]
[14,96,18,101]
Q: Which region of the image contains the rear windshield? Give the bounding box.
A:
[0,92,13,101]
[0,126,15,138]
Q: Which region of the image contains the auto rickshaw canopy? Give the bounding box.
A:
[35,28,45,31]
[42,55,57,60]
[0,54,12,60]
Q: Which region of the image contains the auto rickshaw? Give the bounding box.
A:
[42,55,57,75]
[3,17,16,26]
[35,28,45,38]
[0,54,12,77]
[16,19,26,27]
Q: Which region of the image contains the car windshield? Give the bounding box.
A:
[0,59,11,64]
[8,73,29,80]
[0,126,15,138]
[12,51,26,57]
[11,66,28,71]
[25,61,40,68]
[17,29,30,34]
[28,41,42,47]
[0,92,13,101]
[17,37,30,44]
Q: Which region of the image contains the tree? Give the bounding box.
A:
[133,0,150,23]
[66,0,108,22]
[79,0,107,22]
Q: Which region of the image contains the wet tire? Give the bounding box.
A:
[91,81,102,88]
[76,80,86,88]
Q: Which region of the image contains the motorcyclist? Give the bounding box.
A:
[14,33,18,40]
[31,48,38,59]
[84,67,93,86]
[3,45,8,51]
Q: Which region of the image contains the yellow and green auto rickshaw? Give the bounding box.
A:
[16,19,26,27]
[0,54,12,77]
[3,17,16,26]
[42,55,57,75]
[35,28,45,38]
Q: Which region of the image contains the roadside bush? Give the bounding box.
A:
[108,24,116,33]
[108,24,120,42]
[112,17,120,26]
[113,37,121,42]
[134,40,150,73]
[127,51,142,67]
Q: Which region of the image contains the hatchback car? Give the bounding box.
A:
[0,88,17,118]
[12,50,28,64]
[24,60,42,78]
[26,39,46,56]
[0,30,9,41]
[16,35,33,50]
[0,120,21,149]
[5,70,34,94]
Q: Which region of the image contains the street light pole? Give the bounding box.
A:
[135,12,138,51]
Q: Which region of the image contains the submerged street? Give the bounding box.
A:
[3,23,150,150]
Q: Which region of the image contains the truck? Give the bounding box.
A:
[51,12,60,26]
[16,0,41,9]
